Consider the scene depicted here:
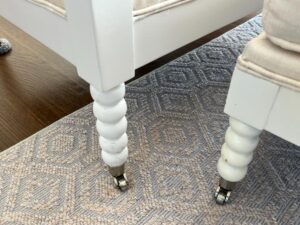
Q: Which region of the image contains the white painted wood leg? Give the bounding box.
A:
[90,83,129,191]
[215,117,262,204]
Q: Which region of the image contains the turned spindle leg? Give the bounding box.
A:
[90,83,129,191]
[215,117,262,204]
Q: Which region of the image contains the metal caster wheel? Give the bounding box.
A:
[214,186,231,205]
[113,174,129,191]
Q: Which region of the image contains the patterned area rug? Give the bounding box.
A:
[0,16,299,224]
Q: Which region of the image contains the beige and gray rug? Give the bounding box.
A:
[0,16,299,224]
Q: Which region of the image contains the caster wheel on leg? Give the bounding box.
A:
[214,186,231,205]
[113,174,129,191]
[214,178,236,205]
[109,165,129,191]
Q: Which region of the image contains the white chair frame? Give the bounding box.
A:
[1,0,262,189]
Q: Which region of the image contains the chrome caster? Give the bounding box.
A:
[109,165,129,191]
[113,174,129,191]
[214,177,236,205]
[214,186,231,205]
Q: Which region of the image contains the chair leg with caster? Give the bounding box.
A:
[215,117,262,204]
[90,83,129,191]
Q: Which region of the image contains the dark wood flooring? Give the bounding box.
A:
[0,14,256,151]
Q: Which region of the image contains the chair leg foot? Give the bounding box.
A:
[90,84,129,190]
[109,164,129,191]
[214,177,236,205]
[215,117,262,204]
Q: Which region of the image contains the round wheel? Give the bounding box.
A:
[113,174,129,191]
[215,192,226,205]
[214,186,231,205]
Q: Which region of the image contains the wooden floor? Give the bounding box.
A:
[0,14,256,152]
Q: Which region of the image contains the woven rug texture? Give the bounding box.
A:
[0,16,299,224]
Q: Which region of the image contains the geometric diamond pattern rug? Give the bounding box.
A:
[0,16,299,224]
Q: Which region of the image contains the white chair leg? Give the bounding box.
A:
[90,83,129,191]
[214,117,262,204]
